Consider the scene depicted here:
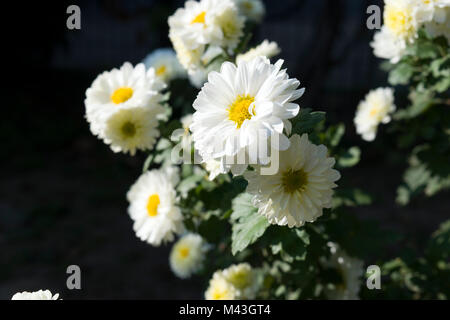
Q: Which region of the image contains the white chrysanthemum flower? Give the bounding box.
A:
[170,233,208,279]
[236,40,280,64]
[204,158,224,181]
[11,290,59,300]
[142,48,186,82]
[205,271,238,300]
[127,166,184,246]
[232,0,265,23]
[103,106,164,155]
[424,4,450,42]
[85,62,165,142]
[169,33,205,73]
[354,88,396,142]
[168,0,244,53]
[371,26,408,63]
[190,57,304,176]
[244,134,340,228]
[222,263,258,299]
[371,0,435,62]
[322,242,364,300]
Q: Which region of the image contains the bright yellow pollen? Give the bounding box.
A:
[191,11,206,24]
[178,246,190,259]
[228,95,255,128]
[146,194,160,217]
[384,5,412,37]
[156,65,166,76]
[212,289,226,300]
[282,169,308,194]
[111,87,133,104]
[369,108,378,117]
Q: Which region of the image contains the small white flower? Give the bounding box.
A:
[85,62,165,147]
[354,88,396,142]
[11,290,59,300]
[232,0,265,23]
[190,57,304,176]
[127,166,184,246]
[168,0,244,53]
[169,32,205,73]
[205,263,258,300]
[244,134,340,228]
[222,263,258,299]
[424,4,450,42]
[204,158,224,181]
[371,26,407,63]
[321,242,364,300]
[170,233,208,279]
[205,271,238,300]
[236,40,280,64]
[142,48,186,82]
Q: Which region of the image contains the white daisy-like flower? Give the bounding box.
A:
[232,0,265,23]
[169,33,205,73]
[321,242,364,300]
[354,88,396,142]
[127,166,184,246]
[244,134,340,228]
[190,57,304,176]
[85,62,165,141]
[371,26,408,63]
[205,271,238,300]
[169,0,244,52]
[169,233,208,279]
[222,263,258,299]
[236,40,280,64]
[142,48,186,82]
[102,106,164,156]
[11,290,59,300]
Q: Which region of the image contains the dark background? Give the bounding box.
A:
[2,0,449,299]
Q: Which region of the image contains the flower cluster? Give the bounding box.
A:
[11,290,59,300]
[371,0,450,63]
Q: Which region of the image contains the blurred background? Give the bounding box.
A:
[2,0,449,299]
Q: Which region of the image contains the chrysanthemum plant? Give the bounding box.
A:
[82,0,450,300]
[365,1,450,205]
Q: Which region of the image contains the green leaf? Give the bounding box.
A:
[142,153,154,173]
[177,174,204,197]
[337,146,361,168]
[291,108,326,135]
[231,193,270,255]
[388,63,414,85]
[333,188,373,207]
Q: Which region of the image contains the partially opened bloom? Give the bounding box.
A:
[170,233,208,278]
[143,48,186,82]
[205,272,237,300]
[424,3,450,42]
[354,88,396,142]
[222,263,258,299]
[190,57,304,175]
[85,62,165,150]
[321,242,364,300]
[169,0,244,69]
[236,40,280,64]
[127,166,184,246]
[232,0,265,23]
[205,263,258,300]
[12,290,59,300]
[244,134,340,228]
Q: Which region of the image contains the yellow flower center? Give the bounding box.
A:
[156,65,166,76]
[146,194,160,217]
[111,87,133,104]
[384,5,413,37]
[121,121,136,138]
[191,11,206,24]
[178,246,190,259]
[282,169,308,194]
[243,1,253,10]
[228,95,255,128]
[212,288,227,300]
[229,271,251,289]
